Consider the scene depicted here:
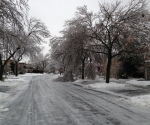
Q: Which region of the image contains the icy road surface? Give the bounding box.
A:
[0,74,150,125]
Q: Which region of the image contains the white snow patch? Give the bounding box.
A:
[0,73,45,87]
[74,79,87,83]
[128,95,150,108]
[78,78,150,108]
[0,105,9,112]
[85,82,125,90]
[126,80,150,87]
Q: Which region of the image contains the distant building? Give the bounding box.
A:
[3,60,28,74]
[18,61,28,74]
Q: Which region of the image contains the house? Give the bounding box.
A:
[18,61,28,74]
[95,57,120,78]
[3,59,14,73]
[3,60,28,74]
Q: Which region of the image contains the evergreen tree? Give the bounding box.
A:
[117,54,144,78]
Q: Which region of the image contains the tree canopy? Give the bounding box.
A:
[0,0,50,80]
[50,0,150,83]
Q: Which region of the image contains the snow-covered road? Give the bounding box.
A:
[0,74,150,125]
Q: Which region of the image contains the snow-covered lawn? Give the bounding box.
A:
[0,73,59,114]
[0,73,59,101]
[126,79,150,87]
[129,95,150,107]
[86,82,125,90]
[81,77,150,108]
[0,73,44,100]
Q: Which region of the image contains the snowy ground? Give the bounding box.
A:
[0,73,45,113]
[0,74,150,125]
[75,77,150,108]
[1,74,150,109]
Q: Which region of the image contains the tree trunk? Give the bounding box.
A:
[106,51,112,83]
[0,54,3,81]
[0,68,3,81]
[82,58,85,79]
[15,61,18,76]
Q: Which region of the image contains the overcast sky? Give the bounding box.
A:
[28,0,129,36]
[28,0,149,54]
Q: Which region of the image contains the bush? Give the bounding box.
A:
[117,54,144,79]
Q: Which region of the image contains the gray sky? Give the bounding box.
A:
[28,0,126,54]
[28,0,149,54]
[28,0,124,36]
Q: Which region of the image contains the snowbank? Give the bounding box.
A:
[82,78,150,108]
[129,95,150,108]
[0,73,45,87]
[126,80,150,87]
[85,82,125,90]
[125,80,150,107]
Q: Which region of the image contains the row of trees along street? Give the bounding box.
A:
[50,0,150,83]
[0,0,50,81]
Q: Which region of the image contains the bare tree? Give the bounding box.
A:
[12,17,50,76]
[74,0,150,83]
[0,0,28,80]
[0,8,50,80]
[50,19,99,81]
